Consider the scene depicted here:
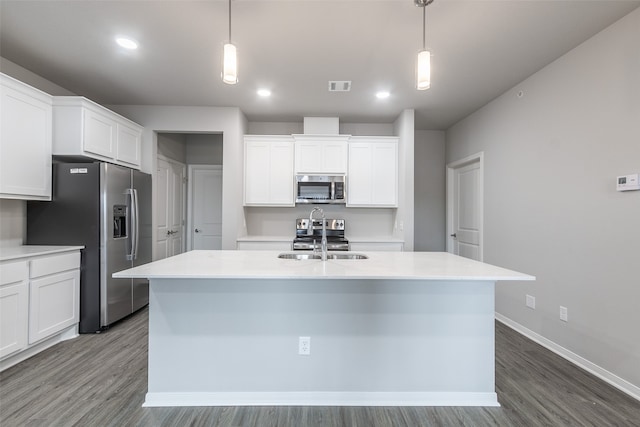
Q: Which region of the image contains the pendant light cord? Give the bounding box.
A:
[422,3,426,51]
[228,0,232,42]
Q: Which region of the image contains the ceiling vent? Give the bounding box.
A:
[328,81,351,92]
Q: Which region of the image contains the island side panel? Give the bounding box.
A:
[145,278,497,406]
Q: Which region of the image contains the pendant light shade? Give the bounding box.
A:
[222,0,237,85]
[222,43,238,84]
[415,0,434,90]
[416,50,431,90]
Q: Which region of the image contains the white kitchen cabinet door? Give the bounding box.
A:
[0,74,52,201]
[347,137,398,207]
[52,97,143,169]
[244,136,294,206]
[82,108,116,159]
[115,122,142,167]
[293,135,348,174]
[0,261,29,359]
[28,270,80,344]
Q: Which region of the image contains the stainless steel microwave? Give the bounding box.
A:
[295,175,346,204]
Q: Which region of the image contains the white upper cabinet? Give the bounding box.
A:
[0,74,53,201]
[347,136,398,207]
[244,135,295,206]
[52,97,142,169]
[293,135,349,175]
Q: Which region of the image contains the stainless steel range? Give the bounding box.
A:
[293,218,349,251]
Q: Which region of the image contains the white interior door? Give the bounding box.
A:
[188,165,223,250]
[156,157,186,259]
[447,153,483,261]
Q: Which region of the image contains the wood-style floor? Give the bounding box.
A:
[1,307,638,426]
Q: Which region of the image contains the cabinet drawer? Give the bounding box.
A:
[30,252,80,278]
[0,261,28,286]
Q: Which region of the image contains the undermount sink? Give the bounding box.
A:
[277,252,369,260]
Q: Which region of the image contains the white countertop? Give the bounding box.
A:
[0,245,84,262]
[113,250,534,281]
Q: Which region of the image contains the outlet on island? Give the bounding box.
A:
[298,336,311,355]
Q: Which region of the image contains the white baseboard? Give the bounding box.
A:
[143,391,500,407]
[0,324,78,372]
[495,313,640,402]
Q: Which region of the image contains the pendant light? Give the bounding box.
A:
[415,0,434,90]
[222,0,238,84]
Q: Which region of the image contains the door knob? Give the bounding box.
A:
[195,229,202,233]
[450,233,457,238]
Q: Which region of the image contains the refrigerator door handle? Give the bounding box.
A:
[132,188,140,260]
[126,188,138,261]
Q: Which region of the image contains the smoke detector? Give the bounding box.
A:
[328,81,351,92]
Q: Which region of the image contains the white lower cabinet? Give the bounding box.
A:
[0,249,80,369]
[237,240,292,251]
[349,242,404,252]
[0,261,29,359]
[29,268,79,344]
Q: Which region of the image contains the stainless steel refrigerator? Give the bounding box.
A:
[27,162,152,333]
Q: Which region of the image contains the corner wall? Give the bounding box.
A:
[414,130,446,251]
[446,9,640,394]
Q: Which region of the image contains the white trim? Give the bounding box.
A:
[446,152,484,261]
[0,324,77,372]
[186,165,223,251]
[143,391,499,407]
[495,313,640,402]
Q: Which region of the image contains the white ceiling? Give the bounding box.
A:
[1,0,638,130]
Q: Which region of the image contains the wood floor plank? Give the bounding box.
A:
[1,307,639,426]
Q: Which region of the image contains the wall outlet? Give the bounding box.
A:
[560,306,568,322]
[526,294,536,309]
[298,336,311,355]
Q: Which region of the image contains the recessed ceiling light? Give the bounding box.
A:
[257,89,271,97]
[116,37,138,50]
[376,91,390,99]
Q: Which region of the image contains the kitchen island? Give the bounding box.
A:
[114,250,534,407]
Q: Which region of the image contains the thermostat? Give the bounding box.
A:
[616,173,640,191]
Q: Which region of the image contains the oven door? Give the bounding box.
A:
[296,180,332,204]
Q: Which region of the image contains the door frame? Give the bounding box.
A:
[446,152,484,261]
[186,164,223,251]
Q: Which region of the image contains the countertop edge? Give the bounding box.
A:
[0,245,85,262]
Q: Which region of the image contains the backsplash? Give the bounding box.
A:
[0,199,25,247]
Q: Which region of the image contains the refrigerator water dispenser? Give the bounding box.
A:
[113,205,127,238]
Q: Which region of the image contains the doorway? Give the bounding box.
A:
[155,132,223,258]
[187,165,223,250]
[446,152,484,261]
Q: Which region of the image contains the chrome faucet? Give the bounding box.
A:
[308,207,327,261]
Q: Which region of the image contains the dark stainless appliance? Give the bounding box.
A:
[27,162,152,333]
[293,218,349,251]
[295,175,346,204]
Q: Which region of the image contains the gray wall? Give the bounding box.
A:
[157,133,187,163]
[414,130,446,251]
[446,9,640,391]
[185,133,223,165]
